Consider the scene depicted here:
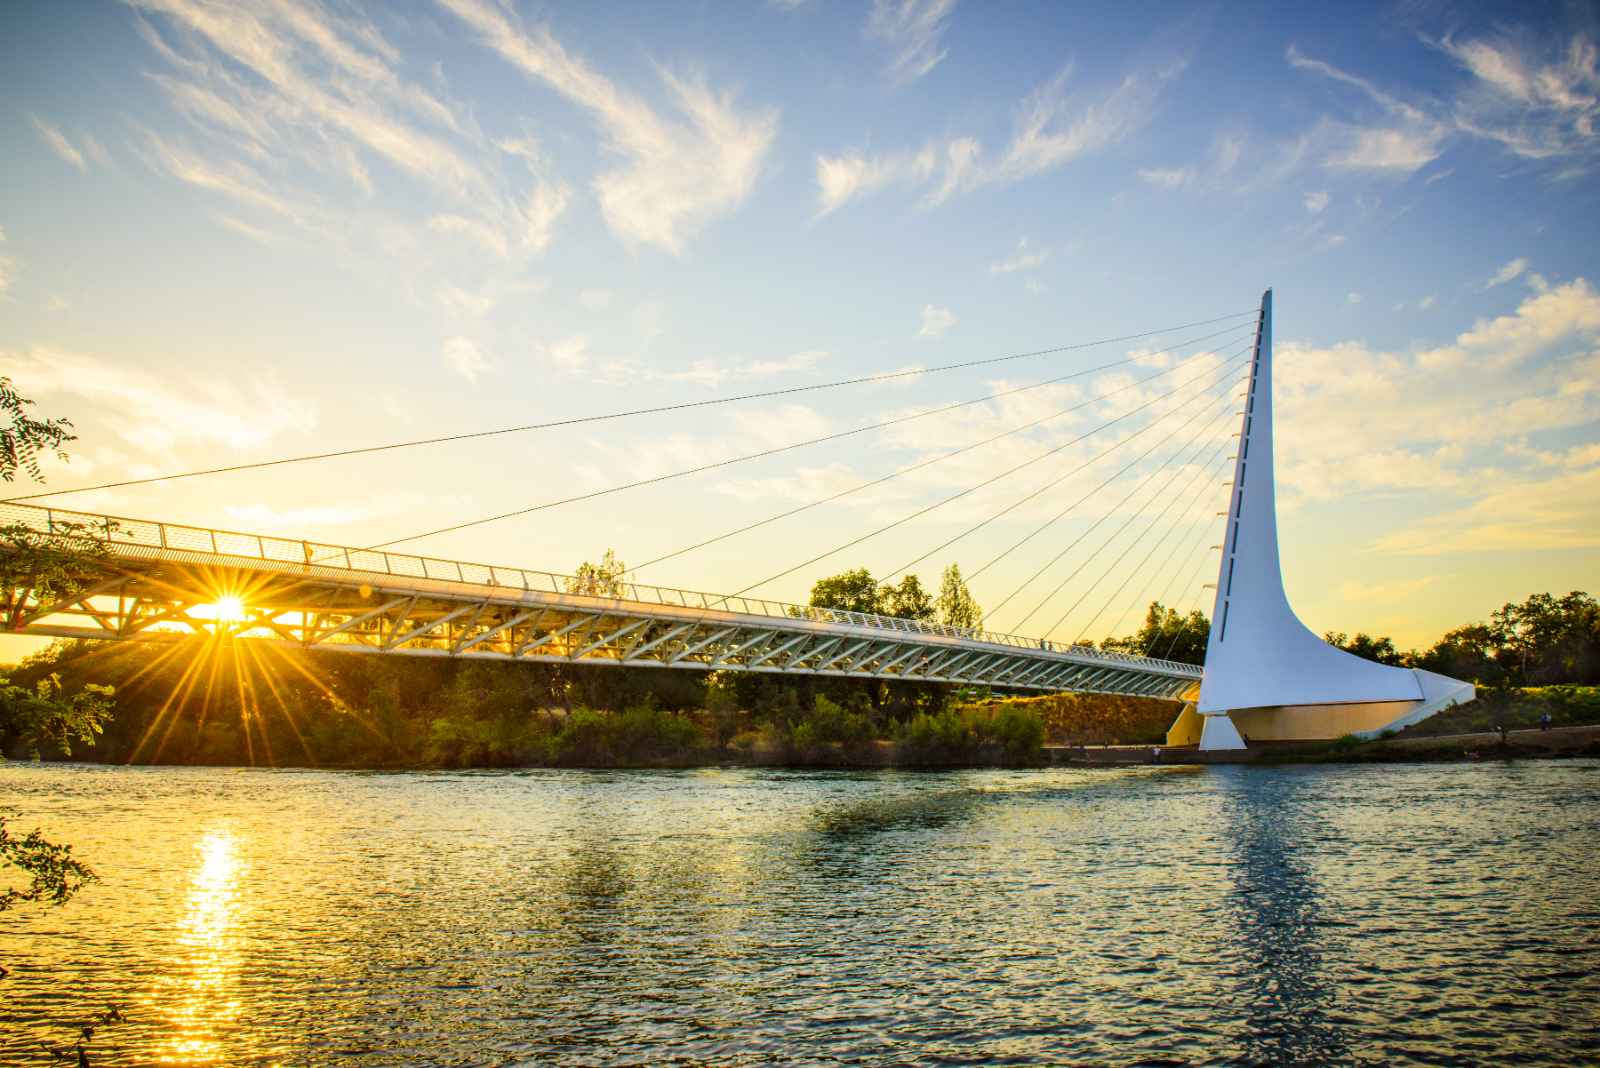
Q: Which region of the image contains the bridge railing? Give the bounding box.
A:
[0,502,1202,676]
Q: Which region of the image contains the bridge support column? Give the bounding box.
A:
[1197,712,1246,751]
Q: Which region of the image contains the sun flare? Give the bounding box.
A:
[191,596,247,624]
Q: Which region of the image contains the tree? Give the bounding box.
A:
[1103,602,1210,665]
[0,520,113,630]
[809,567,881,615]
[879,574,935,621]
[0,376,74,484]
[0,672,115,759]
[567,549,627,598]
[1,809,97,912]
[936,563,982,630]
[1324,631,1407,667]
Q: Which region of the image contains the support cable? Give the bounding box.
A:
[1140,520,1226,657]
[1031,411,1239,640]
[1156,550,1223,661]
[984,388,1242,631]
[1030,412,1241,639]
[3,311,1255,503]
[359,324,1254,553]
[722,357,1248,600]
[627,339,1251,577]
[966,357,1244,593]
[878,343,1252,583]
[1101,459,1230,643]
[1071,440,1234,645]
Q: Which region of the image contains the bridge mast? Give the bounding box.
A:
[1186,289,1473,750]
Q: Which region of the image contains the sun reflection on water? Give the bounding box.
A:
[155,830,247,1065]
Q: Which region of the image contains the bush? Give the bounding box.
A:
[548,700,704,766]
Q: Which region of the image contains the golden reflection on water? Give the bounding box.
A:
[154,829,247,1065]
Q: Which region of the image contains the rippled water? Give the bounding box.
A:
[2,761,1598,1066]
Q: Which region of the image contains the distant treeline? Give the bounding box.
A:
[1323,590,1600,688]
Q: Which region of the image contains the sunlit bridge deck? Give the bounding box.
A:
[1,502,1202,700]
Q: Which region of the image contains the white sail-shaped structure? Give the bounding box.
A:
[1180,290,1473,751]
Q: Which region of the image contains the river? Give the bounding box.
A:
[2,761,1597,1065]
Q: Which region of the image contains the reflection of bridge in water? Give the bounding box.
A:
[1,291,1472,743]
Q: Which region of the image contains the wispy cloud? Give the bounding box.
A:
[0,345,314,456]
[439,0,778,255]
[0,226,13,297]
[816,59,1184,214]
[987,237,1049,274]
[1433,31,1600,161]
[1138,166,1191,188]
[918,303,956,338]
[442,337,489,383]
[866,0,958,85]
[29,116,88,170]
[1304,189,1329,212]
[1486,256,1528,288]
[1274,278,1600,535]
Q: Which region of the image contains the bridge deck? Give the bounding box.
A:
[1,503,1202,699]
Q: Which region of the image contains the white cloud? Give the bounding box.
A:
[1419,295,1436,310]
[918,303,956,338]
[0,227,12,297]
[1326,126,1445,171]
[29,116,88,170]
[541,334,590,373]
[988,238,1049,274]
[866,0,958,85]
[223,493,426,530]
[815,60,1183,213]
[442,337,490,383]
[1486,256,1528,288]
[440,0,777,255]
[1138,166,1191,188]
[578,289,614,310]
[1272,279,1600,549]
[1304,190,1329,213]
[0,346,313,456]
[428,214,510,258]
[438,286,493,317]
[1346,291,1362,304]
[1434,32,1600,160]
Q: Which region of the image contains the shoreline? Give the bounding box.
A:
[15,724,1600,772]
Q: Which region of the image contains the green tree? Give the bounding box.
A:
[809,567,881,614]
[1324,631,1407,667]
[1,810,97,912]
[567,548,627,598]
[879,574,935,621]
[1103,602,1210,665]
[0,673,115,759]
[0,376,75,484]
[936,563,982,630]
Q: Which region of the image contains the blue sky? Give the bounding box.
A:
[1,0,1598,649]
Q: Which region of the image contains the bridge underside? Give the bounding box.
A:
[15,555,1201,700]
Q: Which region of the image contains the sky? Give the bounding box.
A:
[1,0,1598,653]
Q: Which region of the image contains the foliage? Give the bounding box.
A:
[809,567,882,615]
[879,574,935,621]
[0,520,116,630]
[936,563,982,630]
[897,703,1045,764]
[956,691,1177,746]
[1101,602,1210,665]
[549,700,702,765]
[0,376,75,483]
[567,549,628,598]
[807,567,939,622]
[786,694,873,753]
[0,809,97,911]
[1324,631,1406,666]
[1396,685,1600,738]
[0,672,115,760]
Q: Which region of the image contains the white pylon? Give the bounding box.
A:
[1194,290,1473,750]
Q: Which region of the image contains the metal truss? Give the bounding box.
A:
[0,503,1202,700]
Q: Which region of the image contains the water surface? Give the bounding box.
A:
[3,761,1598,1065]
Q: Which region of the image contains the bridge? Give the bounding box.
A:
[0,290,1472,743]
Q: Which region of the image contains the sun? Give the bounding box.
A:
[191,595,248,624]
